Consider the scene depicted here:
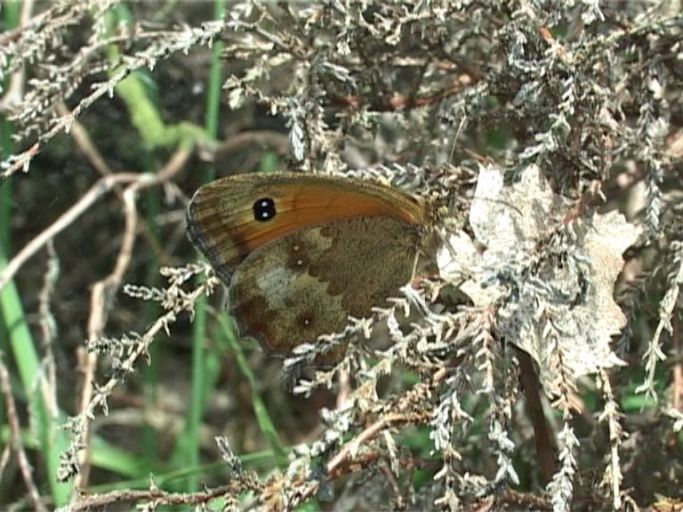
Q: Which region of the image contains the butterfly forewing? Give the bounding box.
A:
[186,173,428,284]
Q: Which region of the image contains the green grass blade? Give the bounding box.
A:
[0,246,73,504]
[214,314,288,467]
[171,0,228,491]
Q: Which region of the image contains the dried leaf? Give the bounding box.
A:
[438,165,641,396]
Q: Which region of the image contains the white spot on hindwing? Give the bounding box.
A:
[254,265,343,314]
[249,228,340,313]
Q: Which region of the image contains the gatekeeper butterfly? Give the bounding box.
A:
[186,172,435,359]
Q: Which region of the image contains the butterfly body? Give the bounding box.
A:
[186,172,433,357]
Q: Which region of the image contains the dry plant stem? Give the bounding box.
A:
[66,273,215,498]
[500,489,552,511]
[0,144,190,292]
[55,102,112,178]
[332,75,472,112]
[55,101,166,261]
[1,20,225,182]
[290,410,430,506]
[0,0,34,111]
[37,242,59,419]
[0,442,10,483]
[336,369,351,409]
[74,145,192,490]
[517,349,557,483]
[674,316,683,412]
[0,0,44,48]
[327,412,422,471]
[215,129,289,158]
[639,242,683,399]
[379,461,404,506]
[65,482,245,512]
[0,172,137,290]
[597,369,623,510]
[0,355,48,512]
[290,368,448,507]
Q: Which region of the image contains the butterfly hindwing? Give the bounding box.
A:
[228,217,421,355]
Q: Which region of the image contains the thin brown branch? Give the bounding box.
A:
[290,410,431,507]
[0,442,10,484]
[329,74,474,112]
[379,460,405,507]
[0,143,191,292]
[0,172,138,291]
[73,144,192,490]
[673,315,683,412]
[0,354,48,512]
[517,348,557,484]
[214,129,289,159]
[67,481,245,512]
[336,369,351,410]
[62,266,218,486]
[55,101,169,262]
[55,102,113,178]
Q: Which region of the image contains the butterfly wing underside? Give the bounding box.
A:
[186,173,428,285]
[186,172,431,357]
[229,216,421,355]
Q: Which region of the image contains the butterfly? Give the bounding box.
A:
[186,172,435,359]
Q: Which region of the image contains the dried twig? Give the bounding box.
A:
[74,144,192,489]
[62,481,246,512]
[0,355,48,512]
[0,172,139,291]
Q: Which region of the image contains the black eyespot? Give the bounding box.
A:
[253,197,276,222]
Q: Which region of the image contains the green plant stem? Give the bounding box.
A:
[0,2,72,505]
[183,0,228,492]
[142,174,161,470]
[214,315,288,467]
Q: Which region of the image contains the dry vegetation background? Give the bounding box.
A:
[0,1,682,511]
